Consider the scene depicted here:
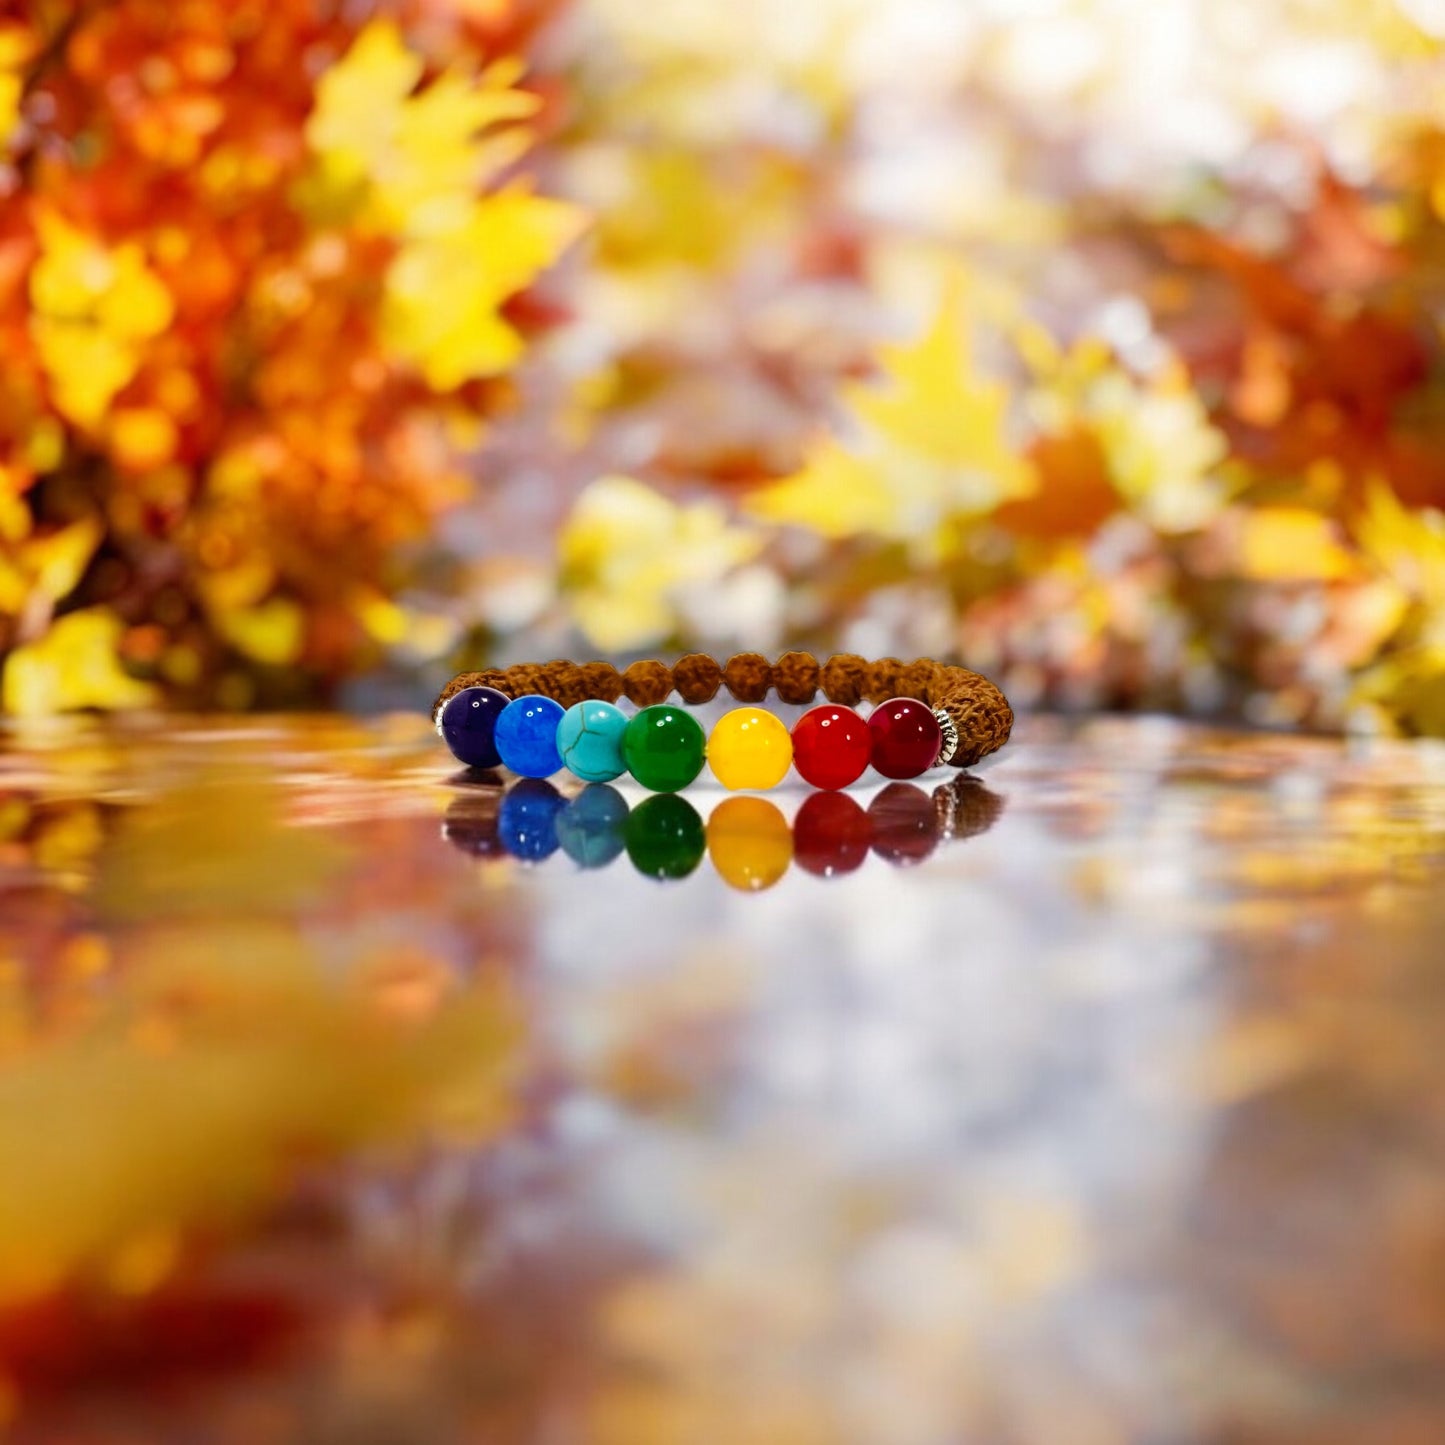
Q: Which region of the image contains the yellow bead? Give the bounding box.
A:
[707,796,792,892]
[706,707,793,790]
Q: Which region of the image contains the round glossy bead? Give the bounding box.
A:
[707,796,792,892]
[622,704,706,792]
[707,707,793,791]
[439,685,510,770]
[494,694,565,778]
[793,790,872,878]
[498,779,566,861]
[868,697,942,780]
[555,783,629,868]
[791,704,871,790]
[557,700,628,783]
[625,794,706,879]
[867,782,939,866]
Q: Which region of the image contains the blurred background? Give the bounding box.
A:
[5,0,1445,730]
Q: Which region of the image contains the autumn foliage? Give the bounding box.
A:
[0,1,580,712]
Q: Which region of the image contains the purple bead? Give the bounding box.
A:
[439,686,510,770]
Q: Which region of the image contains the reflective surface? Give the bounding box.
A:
[2,714,1444,1444]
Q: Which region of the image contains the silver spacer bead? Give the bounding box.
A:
[933,707,960,766]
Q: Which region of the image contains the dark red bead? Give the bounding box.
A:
[793,791,872,877]
[868,697,942,780]
[867,783,939,866]
[791,704,872,790]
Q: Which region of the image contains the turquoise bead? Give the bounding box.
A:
[557,700,629,783]
[494,694,565,778]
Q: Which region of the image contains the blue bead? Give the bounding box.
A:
[555,783,629,868]
[494,694,565,778]
[557,700,629,783]
[439,685,510,770]
[498,779,566,861]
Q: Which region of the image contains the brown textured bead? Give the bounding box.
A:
[673,652,723,704]
[820,653,868,707]
[931,775,1005,840]
[724,652,772,703]
[623,659,674,707]
[863,656,903,704]
[772,650,820,705]
[578,660,624,703]
[933,671,1014,768]
[504,663,548,698]
[540,660,589,708]
[895,658,940,702]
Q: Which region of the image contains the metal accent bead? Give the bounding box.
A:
[933,707,960,765]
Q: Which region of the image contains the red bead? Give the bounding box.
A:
[868,697,942,779]
[791,704,872,790]
[793,791,872,877]
[867,783,939,866]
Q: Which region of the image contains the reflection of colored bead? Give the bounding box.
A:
[498,778,567,861]
[793,791,872,877]
[623,705,706,792]
[439,685,510,770]
[442,791,505,858]
[558,700,628,783]
[707,796,792,891]
[555,784,629,868]
[495,694,565,778]
[867,782,938,866]
[868,697,942,780]
[625,794,705,878]
[791,704,871,790]
[707,707,793,791]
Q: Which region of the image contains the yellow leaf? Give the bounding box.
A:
[746,440,900,540]
[1235,507,1358,583]
[212,597,305,666]
[21,515,102,603]
[29,214,174,428]
[383,190,584,387]
[849,276,1024,480]
[560,475,764,649]
[1354,477,1445,612]
[746,270,1030,544]
[2,608,158,715]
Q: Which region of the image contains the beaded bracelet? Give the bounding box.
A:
[444,773,1004,885]
[434,652,1011,791]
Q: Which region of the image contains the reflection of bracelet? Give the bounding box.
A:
[434,653,1012,791]
[442,774,1004,889]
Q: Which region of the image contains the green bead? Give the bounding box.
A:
[622,704,706,792]
[625,794,705,879]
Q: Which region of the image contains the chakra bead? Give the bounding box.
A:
[707,707,793,791]
[791,704,871,790]
[555,784,630,869]
[868,696,942,780]
[442,791,505,858]
[625,794,705,879]
[498,778,567,861]
[558,700,628,783]
[793,790,872,878]
[622,704,706,792]
[494,694,565,778]
[867,782,939,866]
[706,796,792,892]
[439,685,510,770]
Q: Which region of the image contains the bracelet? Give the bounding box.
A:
[443,773,1004,886]
[433,652,1011,791]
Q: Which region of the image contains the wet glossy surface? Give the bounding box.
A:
[2,714,1444,1444]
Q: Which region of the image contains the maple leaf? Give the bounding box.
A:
[748,273,1030,546]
